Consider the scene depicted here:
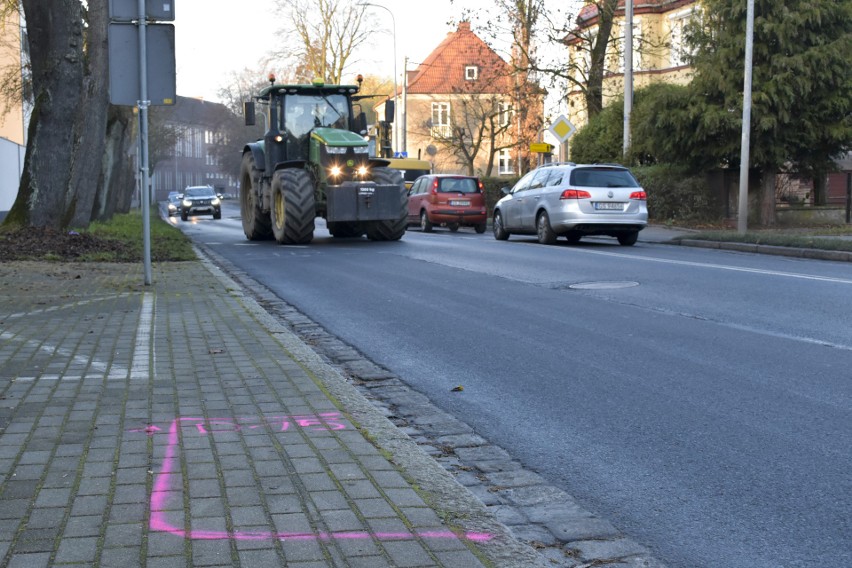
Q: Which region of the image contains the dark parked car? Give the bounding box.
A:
[407,174,487,233]
[180,186,221,221]
[492,163,647,246]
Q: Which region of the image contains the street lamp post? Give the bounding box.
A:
[362,3,398,156]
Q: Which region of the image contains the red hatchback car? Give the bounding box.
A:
[407,174,488,233]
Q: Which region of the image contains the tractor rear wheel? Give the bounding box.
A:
[365,167,406,241]
[239,152,272,240]
[270,169,316,244]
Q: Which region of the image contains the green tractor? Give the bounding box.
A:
[240,77,407,244]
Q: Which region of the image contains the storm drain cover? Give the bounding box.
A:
[569,281,640,290]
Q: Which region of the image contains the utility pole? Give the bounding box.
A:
[403,56,408,154]
[737,0,755,234]
[623,0,633,159]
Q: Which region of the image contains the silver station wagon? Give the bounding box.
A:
[492,162,648,246]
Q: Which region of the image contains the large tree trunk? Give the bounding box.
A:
[6,0,84,228]
[760,166,778,226]
[5,0,109,230]
[93,106,135,220]
[69,0,109,226]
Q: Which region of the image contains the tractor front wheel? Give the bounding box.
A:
[270,169,316,245]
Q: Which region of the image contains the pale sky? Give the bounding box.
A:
[173,0,581,104]
[174,1,491,102]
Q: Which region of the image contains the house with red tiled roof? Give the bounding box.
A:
[378,22,541,177]
[565,0,699,129]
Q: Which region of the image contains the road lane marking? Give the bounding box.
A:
[3,293,134,320]
[564,247,852,285]
[130,292,154,380]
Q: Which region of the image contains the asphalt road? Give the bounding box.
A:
[171,202,852,568]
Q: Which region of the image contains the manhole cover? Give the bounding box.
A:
[569,281,640,290]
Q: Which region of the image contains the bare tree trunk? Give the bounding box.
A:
[760,166,778,226]
[7,0,86,228]
[93,106,135,220]
[70,0,109,226]
[811,170,827,206]
[585,0,619,118]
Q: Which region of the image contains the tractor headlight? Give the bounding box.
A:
[329,165,342,177]
[356,165,368,177]
[325,146,347,154]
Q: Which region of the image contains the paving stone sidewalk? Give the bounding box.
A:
[0,260,544,568]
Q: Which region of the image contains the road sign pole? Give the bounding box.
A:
[138,0,152,285]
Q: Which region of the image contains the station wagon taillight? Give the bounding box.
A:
[431,178,439,194]
[560,189,592,199]
[630,191,647,200]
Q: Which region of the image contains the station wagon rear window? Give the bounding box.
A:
[439,178,479,193]
[570,168,639,188]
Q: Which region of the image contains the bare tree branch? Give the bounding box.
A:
[273,0,373,84]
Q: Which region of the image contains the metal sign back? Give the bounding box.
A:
[109,0,175,21]
[108,23,176,106]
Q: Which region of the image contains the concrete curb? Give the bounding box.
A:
[197,249,551,568]
[677,239,852,262]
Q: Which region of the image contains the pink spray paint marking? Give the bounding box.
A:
[147,417,492,543]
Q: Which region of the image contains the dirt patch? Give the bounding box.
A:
[0,227,133,262]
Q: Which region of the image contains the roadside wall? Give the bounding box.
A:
[0,137,24,220]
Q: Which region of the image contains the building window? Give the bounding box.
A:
[431,102,451,138]
[498,149,514,175]
[465,65,478,81]
[669,8,696,67]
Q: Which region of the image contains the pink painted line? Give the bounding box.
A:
[148,418,492,543]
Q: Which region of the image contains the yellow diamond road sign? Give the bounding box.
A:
[549,115,576,143]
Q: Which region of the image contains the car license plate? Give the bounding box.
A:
[593,202,624,210]
[449,200,470,206]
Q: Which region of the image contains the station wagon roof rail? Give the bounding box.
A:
[539,161,576,168]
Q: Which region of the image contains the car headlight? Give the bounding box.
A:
[182,199,191,207]
[211,198,220,206]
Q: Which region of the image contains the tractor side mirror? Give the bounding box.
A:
[384,100,395,123]
[355,112,368,135]
[244,102,256,126]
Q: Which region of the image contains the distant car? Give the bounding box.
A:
[492,163,647,246]
[407,174,487,233]
[166,193,181,217]
[180,186,222,221]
